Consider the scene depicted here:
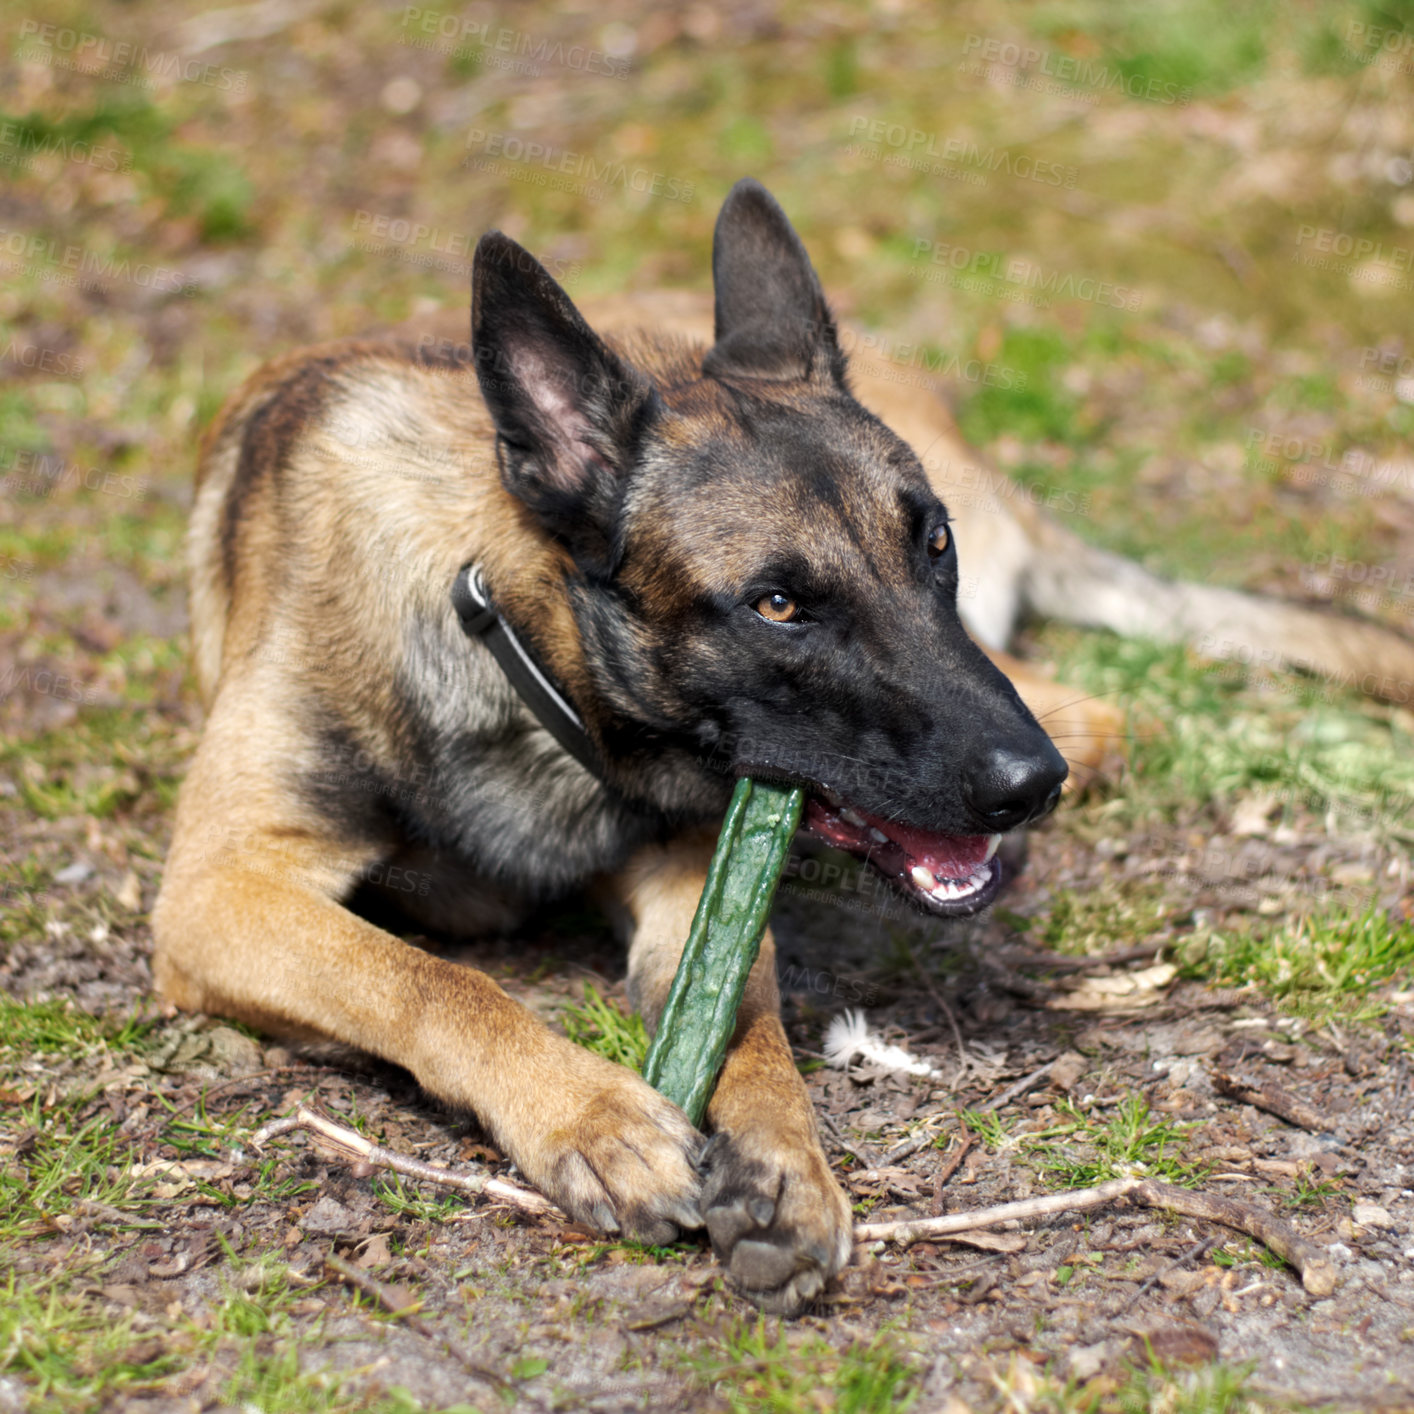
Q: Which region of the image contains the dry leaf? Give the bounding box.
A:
[1047,963,1177,1011]
[357,1233,393,1268]
[942,1231,1027,1254]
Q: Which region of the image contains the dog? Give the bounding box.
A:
[154,178,1413,1314]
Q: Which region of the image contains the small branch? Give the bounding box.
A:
[324,1253,510,1392]
[256,1107,1338,1298]
[324,1251,421,1315]
[252,1105,561,1220]
[1121,1234,1220,1311]
[881,1125,941,1165]
[979,1059,1056,1113]
[1016,944,1165,974]
[911,956,972,1086]
[857,1175,1141,1244]
[1212,1070,1330,1133]
[1135,1180,1338,1297]
[932,1128,974,1215]
[854,1176,1338,1297]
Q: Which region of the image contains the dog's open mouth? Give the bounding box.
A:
[801,795,1002,918]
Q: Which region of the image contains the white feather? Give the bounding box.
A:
[823,1009,942,1079]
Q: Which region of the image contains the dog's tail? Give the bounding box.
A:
[1019,518,1414,705]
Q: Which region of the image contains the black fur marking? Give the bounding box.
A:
[220,357,342,594]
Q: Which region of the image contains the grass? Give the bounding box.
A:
[0,1273,184,1410]
[1179,905,1414,1021]
[685,1316,919,1413]
[962,1096,1204,1189]
[0,996,152,1071]
[1039,630,1414,838]
[0,1093,156,1243]
[372,1173,466,1226]
[560,981,649,1071]
[1098,1356,1263,1414]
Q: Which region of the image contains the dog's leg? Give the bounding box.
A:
[153,750,703,1243]
[613,835,854,1314]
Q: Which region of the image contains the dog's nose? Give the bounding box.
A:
[963,742,1068,833]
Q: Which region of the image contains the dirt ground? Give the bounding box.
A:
[4,791,1414,1410]
[4,0,1414,1409]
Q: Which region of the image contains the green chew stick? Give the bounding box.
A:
[642,777,805,1127]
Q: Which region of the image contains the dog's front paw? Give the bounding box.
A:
[514,1047,705,1245]
[699,1127,853,1313]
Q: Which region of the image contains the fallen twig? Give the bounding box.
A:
[324,1251,422,1315]
[979,1059,1056,1112]
[1212,1069,1330,1133]
[854,1176,1338,1297]
[1121,1234,1221,1311]
[324,1253,510,1392]
[911,956,973,1087]
[881,1123,945,1165]
[1019,944,1166,974]
[252,1104,560,1220]
[931,1128,974,1215]
[255,1105,1339,1299]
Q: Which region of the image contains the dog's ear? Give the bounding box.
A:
[702,178,845,384]
[472,232,656,553]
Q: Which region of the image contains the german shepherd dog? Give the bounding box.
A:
[154,179,1414,1313]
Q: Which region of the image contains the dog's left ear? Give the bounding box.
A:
[472,232,656,553]
[703,178,845,385]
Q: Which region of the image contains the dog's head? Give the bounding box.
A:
[471,178,1067,917]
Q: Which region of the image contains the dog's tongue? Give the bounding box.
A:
[802,797,995,879]
[864,809,992,873]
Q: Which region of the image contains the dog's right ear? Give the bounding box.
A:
[472,233,655,553]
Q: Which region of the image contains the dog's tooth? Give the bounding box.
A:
[868,828,890,844]
[839,808,867,828]
[911,865,937,891]
[984,833,1002,862]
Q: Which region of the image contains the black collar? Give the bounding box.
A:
[451,563,611,783]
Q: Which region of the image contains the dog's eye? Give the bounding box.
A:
[927,522,952,559]
[756,592,799,623]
